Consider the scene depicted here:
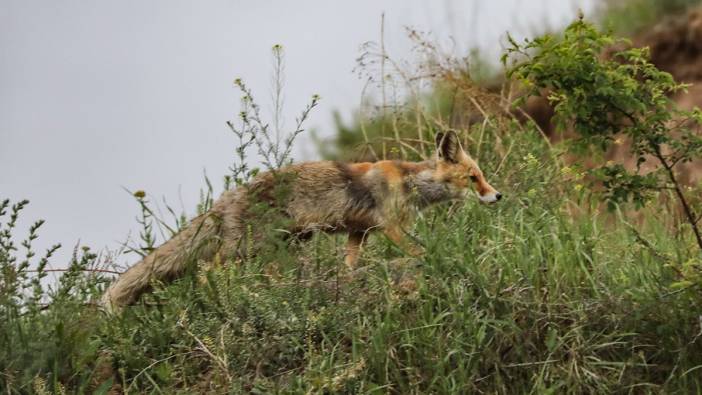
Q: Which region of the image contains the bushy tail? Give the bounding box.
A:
[100,212,224,312]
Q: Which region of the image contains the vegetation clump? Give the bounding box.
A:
[2,18,702,395]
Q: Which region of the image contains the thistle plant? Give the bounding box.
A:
[505,17,702,251]
[227,44,320,186]
[125,190,157,257]
[0,199,61,312]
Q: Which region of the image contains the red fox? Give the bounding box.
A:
[101,130,501,310]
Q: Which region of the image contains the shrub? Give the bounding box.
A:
[506,17,702,251]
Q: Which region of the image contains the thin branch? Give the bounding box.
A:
[609,101,702,250]
[654,146,702,250]
[26,268,122,275]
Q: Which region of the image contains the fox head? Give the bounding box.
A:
[434,130,501,204]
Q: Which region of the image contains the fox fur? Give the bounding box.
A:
[100,131,501,310]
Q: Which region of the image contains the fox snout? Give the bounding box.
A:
[478,191,502,204]
[476,179,502,204]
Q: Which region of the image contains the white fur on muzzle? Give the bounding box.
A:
[478,192,501,203]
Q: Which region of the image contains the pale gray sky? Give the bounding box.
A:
[1,0,596,269]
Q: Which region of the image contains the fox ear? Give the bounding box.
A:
[435,130,461,163]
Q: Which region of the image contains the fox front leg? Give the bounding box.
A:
[344,231,368,269]
[382,225,423,257]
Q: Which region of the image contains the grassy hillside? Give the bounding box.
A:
[2,18,702,395]
[598,0,700,35]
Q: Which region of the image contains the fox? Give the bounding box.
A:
[100,130,501,310]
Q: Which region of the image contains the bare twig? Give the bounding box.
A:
[27,268,122,275]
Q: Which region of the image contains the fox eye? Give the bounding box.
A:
[469,175,478,182]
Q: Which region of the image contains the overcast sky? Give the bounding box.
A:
[1,0,596,270]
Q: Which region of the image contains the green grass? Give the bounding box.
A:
[4,7,702,392]
[2,120,701,394]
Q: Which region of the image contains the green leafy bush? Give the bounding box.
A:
[0,199,107,393]
[506,17,702,252]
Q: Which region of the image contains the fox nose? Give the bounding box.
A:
[496,193,502,201]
